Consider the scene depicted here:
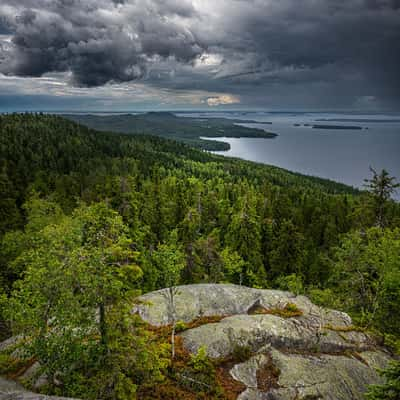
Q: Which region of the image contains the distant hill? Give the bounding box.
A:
[65,112,277,151]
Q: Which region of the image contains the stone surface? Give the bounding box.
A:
[232,348,390,400]
[0,377,24,393]
[135,284,374,358]
[1,284,394,399]
[137,284,393,399]
[0,377,74,400]
[18,363,48,391]
[0,336,23,353]
[134,284,352,328]
[180,313,372,358]
[231,354,271,390]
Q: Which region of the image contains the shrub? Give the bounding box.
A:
[175,320,188,333]
[189,346,213,374]
[232,344,252,362]
[365,361,400,400]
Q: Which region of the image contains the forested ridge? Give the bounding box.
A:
[0,113,399,399]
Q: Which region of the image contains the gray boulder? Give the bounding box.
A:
[134,283,351,327]
[1,284,393,399]
[135,284,393,399]
[231,349,390,400]
[0,377,75,400]
[135,284,374,358]
[179,313,373,358]
[0,336,24,353]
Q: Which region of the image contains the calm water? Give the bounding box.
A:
[181,112,400,196]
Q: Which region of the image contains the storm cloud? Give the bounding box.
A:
[0,0,399,109]
[0,0,204,86]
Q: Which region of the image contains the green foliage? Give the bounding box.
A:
[0,352,29,376]
[178,345,222,396]
[189,346,213,374]
[66,112,277,151]
[269,219,306,281]
[0,113,400,399]
[58,312,170,400]
[193,233,224,283]
[309,288,340,309]
[220,248,246,285]
[364,168,399,228]
[284,303,300,313]
[329,227,400,335]
[2,199,168,399]
[149,233,185,290]
[0,164,22,235]
[383,334,400,354]
[365,361,400,400]
[174,320,188,333]
[232,344,253,362]
[226,193,265,286]
[23,193,65,232]
[275,274,304,295]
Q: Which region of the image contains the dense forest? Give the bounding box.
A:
[0,113,399,399]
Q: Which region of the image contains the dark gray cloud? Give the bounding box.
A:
[0,0,204,86]
[202,0,400,108]
[0,0,399,109]
[190,1,400,94]
[365,0,400,10]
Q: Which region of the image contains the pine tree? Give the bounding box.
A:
[226,194,265,286]
[364,168,399,227]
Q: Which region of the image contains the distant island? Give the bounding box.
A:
[315,118,400,123]
[293,123,364,130]
[312,124,364,130]
[65,112,277,151]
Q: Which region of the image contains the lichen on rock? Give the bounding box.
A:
[1,284,394,400]
[136,284,394,399]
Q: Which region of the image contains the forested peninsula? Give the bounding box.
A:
[65,112,277,151]
[0,114,399,400]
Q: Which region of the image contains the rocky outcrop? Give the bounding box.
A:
[0,376,75,400]
[231,349,389,400]
[136,284,393,400]
[180,313,373,358]
[134,283,350,327]
[1,284,393,399]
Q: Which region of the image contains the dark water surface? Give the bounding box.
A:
[183,111,400,196]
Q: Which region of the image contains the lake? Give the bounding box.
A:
[181,111,400,197]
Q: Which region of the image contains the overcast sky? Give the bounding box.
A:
[0,0,399,111]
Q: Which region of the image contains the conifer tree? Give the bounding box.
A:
[364,168,399,227]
